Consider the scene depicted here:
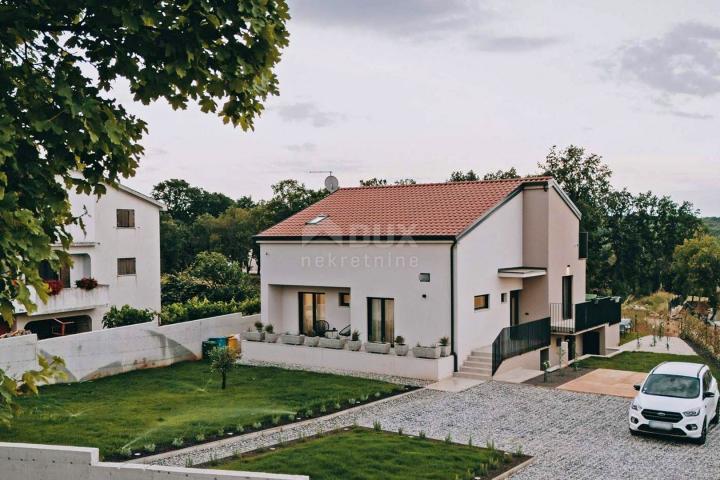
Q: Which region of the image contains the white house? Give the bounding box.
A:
[247,177,620,381]
[11,184,163,338]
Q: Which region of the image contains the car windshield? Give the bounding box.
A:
[642,374,700,399]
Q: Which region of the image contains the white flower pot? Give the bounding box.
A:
[365,342,391,354]
[280,334,305,345]
[264,333,280,343]
[305,336,319,347]
[243,331,264,342]
[413,345,441,359]
[319,337,347,349]
[394,344,409,356]
[440,345,450,357]
[347,340,362,351]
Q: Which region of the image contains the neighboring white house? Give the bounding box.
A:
[248,176,621,381]
[11,184,163,338]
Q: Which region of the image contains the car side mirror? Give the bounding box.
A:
[633,384,641,391]
[704,391,715,399]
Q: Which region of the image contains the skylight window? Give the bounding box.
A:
[306,214,328,225]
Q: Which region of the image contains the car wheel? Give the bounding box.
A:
[712,402,719,426]
[696,418,707,445]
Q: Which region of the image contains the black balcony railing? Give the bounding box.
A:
[491,317,550,375]
[551,297,622,333]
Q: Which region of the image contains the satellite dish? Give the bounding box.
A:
[324,175,339,192]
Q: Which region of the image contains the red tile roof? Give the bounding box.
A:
[257,176,552,239]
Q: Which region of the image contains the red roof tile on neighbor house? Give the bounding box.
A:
[257,176,552,239]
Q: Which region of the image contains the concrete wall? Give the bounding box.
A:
[547,186,585,307]
[260,241,452,348]
[242,340,454,381]
[0,442,306,480]
[454,194,524,362]
[494,347,545,376]
[0,314,258,382]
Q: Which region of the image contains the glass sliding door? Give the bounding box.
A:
[298,292,326,334]
[367,297,394,343]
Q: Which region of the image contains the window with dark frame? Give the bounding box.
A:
[474,294,489,310]
[117,258,137,275]
[562,275,573,320]
[418,273,430,282]
[339,292,351,307]
[501,292,507,303]
[116,209,135,228]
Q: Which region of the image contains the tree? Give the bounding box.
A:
[671,234,720,313]
[0,1,290,322]
[482,167,520,180]
[159,216,193,273]
[209,346,238,390]
[152,179,235,224]
[265,179,328,224]
[448,170,479,182]
[359,178,416,186]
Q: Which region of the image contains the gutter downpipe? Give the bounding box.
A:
[450,239,458,372]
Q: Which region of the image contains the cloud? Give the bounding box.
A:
[285,142,318,153]
[274,102,346,127]
[290,0,491,38]
[468,34,562,52]
[615,22,720,97]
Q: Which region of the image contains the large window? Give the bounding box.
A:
[117,258,137,276]
[39,261,71,288]
[562,275,573,320]
[474,294,489,310]
[116,209,135,228]
[299,292,326,335]
[367,298,394,343]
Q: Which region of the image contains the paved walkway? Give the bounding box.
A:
[145,382,720,479]
[619,335,696,355]
[557,368,647,398]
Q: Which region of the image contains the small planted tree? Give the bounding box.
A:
[209,347,238,390]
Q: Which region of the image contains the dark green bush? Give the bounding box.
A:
[102,305,155,329]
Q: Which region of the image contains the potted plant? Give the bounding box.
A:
[394,336,409,356]
[242,326,264,342]
[319,336,347,349]
[45,279,64,296]
[413,343,441,359]
[280,332,305,345]
[75,277,98,290]
[347,330,362,351]
[264,324,280,343]
[439,336,450,357]
[365,340,391,354]
[305,330,319,347]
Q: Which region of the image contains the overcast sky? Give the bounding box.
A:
[120,0,720,216]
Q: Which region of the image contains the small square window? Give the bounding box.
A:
[117,209,135,228]
[501,293,507,303]
[474,294,489,310]
[339,292,350,307]
[117,258,136,276]
[306,214,328,225]
[419,273,431,282]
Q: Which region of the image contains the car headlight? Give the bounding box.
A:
[683,407,701,417]
[630,401,641,411]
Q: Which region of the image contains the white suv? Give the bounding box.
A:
[629,362,719,444]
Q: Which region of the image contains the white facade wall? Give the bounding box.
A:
[14,186,162,332]
[260,241,452,348]
[454,194,524,362]
[0,313,258,383]
[0,442,306,480]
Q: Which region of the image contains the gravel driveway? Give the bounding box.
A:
[149,381,719,479]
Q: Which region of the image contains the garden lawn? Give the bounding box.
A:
[580,352,720,379]
[214,427,526,480]
[0,362,403,458]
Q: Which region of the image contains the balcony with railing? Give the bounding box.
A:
[550,296,622,334]
[13,285,109,317]
[491,317,551,374]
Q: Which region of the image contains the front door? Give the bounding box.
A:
[582,330,600,355]
[510,290,520,326]
[299,292,326,335]
[367,298,394,343]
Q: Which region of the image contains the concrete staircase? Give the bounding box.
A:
[454,347,493,380]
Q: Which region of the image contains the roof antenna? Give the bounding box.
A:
[308,170,339,193]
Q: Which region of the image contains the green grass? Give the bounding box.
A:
[580,351,720,379]
[0,362,403,458]
[214,427,522,480]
